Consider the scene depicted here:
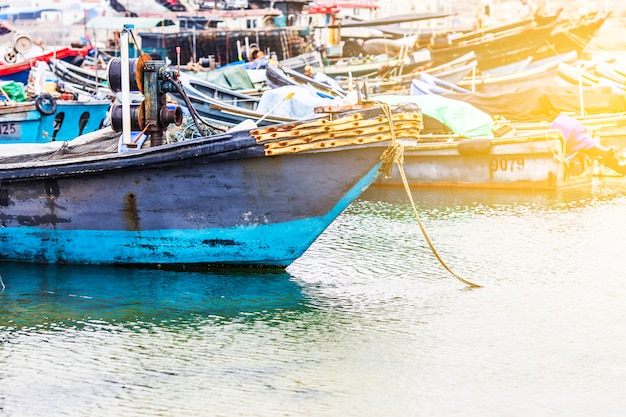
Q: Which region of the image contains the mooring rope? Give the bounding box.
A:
[376,102,482,288]
[0,273,5,293]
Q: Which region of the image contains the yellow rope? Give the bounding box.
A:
[375,101,482,288]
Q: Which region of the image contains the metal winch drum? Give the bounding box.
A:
[106,53,151,94]
[12,32,32,54]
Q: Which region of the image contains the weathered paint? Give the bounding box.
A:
[0,100,110,144]
[0,165,378,266]
[0,129,383,267]
[377,134,593,190]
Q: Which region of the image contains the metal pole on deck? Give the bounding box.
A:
[121,24,133,146]
[192,27,197,63]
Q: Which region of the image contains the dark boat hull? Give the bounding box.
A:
[430,21,558,70]
[0,129,383,267]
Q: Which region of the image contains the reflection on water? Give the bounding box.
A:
[2,178,626,417]
[0,264,306,332]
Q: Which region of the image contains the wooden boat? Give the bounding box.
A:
[594,60,626,85]
[410,73,471,95]
[170,70,292,126]
[0,54,416,267]
[339,51,476,95]
[556,61,625,93]
[183,51,325,95]
[422,52,478,86]
[428,17,560,71]
[0,46,91,85]
[0,75,111,144]
[425,9,563,47]
[534,10,611,61]
[0,87,111,144]
[376,130,592,190]
[181,63,263,95]
[509,111,626,161]
[314,48,432,78]
[371,94,593,190]
[173,67,348,127]
[265,61,346,98]
[458,51,578,94]
[49,58,114,97]
[438,85,626,123]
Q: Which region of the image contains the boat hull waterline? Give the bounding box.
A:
[0,130,384,267]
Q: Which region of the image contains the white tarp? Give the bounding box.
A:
[255,85,357,119]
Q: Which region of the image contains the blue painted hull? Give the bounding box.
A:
[0,100,110,144]
[0,129,383,267]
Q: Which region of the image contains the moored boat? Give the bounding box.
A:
[0,52,417,267]
[0,96,111,144]
[0,46,91,84]
[370,94,597,190]
[0,74,111,144]
[458,51,578,94]
[376,131,592,190]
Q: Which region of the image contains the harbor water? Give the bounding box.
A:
[2,177,626,416]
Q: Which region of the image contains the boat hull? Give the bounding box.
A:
[0,130,383,266]
[377,134,592,190]
[0,100,111,144]
[0,47,90,84]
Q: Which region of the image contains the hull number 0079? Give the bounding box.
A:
[490,157,525,172]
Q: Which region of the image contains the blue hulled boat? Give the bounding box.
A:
[0,53,418,267]
[0,95,111,144]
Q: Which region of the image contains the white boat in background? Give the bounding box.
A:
[458,51,579,94]
[377,131,593,190]
[371,94,594,190]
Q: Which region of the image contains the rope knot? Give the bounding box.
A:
[380,141,404,179]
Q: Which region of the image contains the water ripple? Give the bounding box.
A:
[3,179,626,416]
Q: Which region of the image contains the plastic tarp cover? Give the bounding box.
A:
[374,94,494,138]
[442,86,626,122]
[0,80,26,102]
[199,65,255,91]
[256,85,351,119]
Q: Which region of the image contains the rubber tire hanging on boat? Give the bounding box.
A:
[457,138,493,156]
[35,93,57,116]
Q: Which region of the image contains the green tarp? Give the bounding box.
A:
[194,65,255,91]
[0,81,26,102]
[374,94,495,138]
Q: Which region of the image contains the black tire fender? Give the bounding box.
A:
[457,138,492,156]
[35,93,57,116]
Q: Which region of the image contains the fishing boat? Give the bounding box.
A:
[507,111,626,164]
[428,15,560,70]
[0,46,91,85]
[555,61,624,93]
[371,94,594,190]
[48,57,114,97]
[265,61,346,98]
[171,70,291,126]
[0,73,111,144]
[313,48,432,78]
[534,10,611,61]
[172,65,351,127]
[324,51,476,97]
[458,51,578,94]
[0,96,111,144]
[593,60,626,85]
[0,52,416,267]
[376,130,592,190]
[437,85,626,123]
